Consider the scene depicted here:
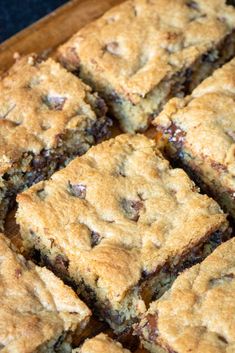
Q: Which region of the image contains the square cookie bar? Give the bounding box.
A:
[0,54,110,229]
[73,333,130,353]
[58,0,235,133]
[154,57,235,219]
[0,233,91,353]
[137,237,235,353]
[17,134,228,333]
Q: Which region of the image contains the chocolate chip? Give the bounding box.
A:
[211,161,227,173]
[141,269,149,279]
[68,181,86,199]
[42,95,67,110]
[223,273,234,279]
[186,1,199,10]
[122,199,143,221]
[55,254,69,273]
[101,306,125,325]
[60,47,80,71]
[105,42,120,56]
[165,32,179,41]
[15,268,22,278]
[31,54,46,66]
[209,273,234,287]
[217,335,228,344]
[144,314,159,342]
[32,155,47,170]
[95,97,108,117]
[41,149,50,158]
[164,123,186,149]
[131,201,143,212]
[90,231,102,247]
[112,311,126,325]
[86,117,112,142]
[36,188,47,200]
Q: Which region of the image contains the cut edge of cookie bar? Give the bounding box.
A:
[0,54,111,230]
[58,0,235,133]
[16,134,229,333]
[0,232,91,353]
[72,333,131,353]
[153,57,235,219]
[136,237,235,353]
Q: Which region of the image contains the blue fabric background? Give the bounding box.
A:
[0,0,68,43]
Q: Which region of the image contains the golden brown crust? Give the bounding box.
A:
[59,0,235,100]
[0,54,106,174]
[153,57,235,216]
[58,0,235,132]
[16,134,227,307]
[74,333,131,353]
[0,233,90,353]
[138,238,235,353]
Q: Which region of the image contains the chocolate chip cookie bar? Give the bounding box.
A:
[0,54,110,229]
[73,333,131,353]
[16,134,228,333]
[137,237,235,353]
[0,232,91,353]
[154,57,235,219]
[58,0,235,133]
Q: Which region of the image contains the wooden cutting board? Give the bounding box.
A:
[0,1,154,351]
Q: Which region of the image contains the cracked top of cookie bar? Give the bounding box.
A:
[0,233,90,353]
[141,237,235,353]
[58,0,235,104]
[74,333,131,353]
[17,134,227,305]
[0,54,105,174]
[154,57,235,193]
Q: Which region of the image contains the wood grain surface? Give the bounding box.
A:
[0,1,155,351]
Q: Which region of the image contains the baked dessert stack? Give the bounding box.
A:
[154,57,235,219]
[2,0,235,351]
[0,233,91,352]
[16,134,228,333]
[0,54,110,230]
[137,237,235,353]
[58,0,235,133]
